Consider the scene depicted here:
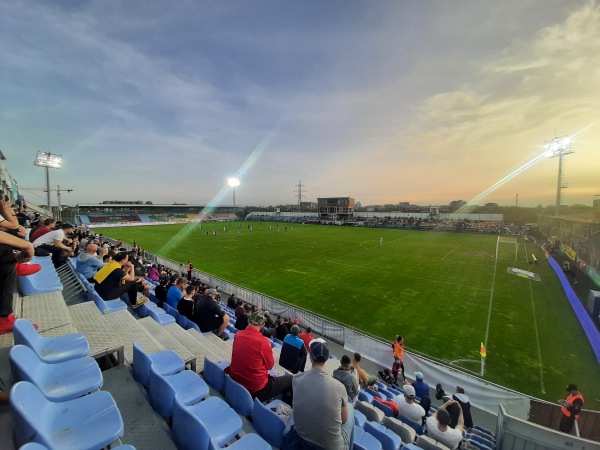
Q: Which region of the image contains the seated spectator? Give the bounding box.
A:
[177,285,196,321]
[147,264,160,282]
[235,305,251,331]
[166,277,186,309]
[425,399,464,449]
[351,352,377,389]
[275,318,289,341]
[227,293,237,309]
[227,311,293,404]
[92,251,149,308]
[333,355,360,404]
[299,326,314,349]
[279,325,307,374]
[75,243,105,281]
[453,386,473,429]
[33,223,77,267]
[395,385,425,424]
[29,218,56,242]
[154,277,170,307]
[234,300,245,317]
[412,371,430,400]
[285,339,354,449]
[193,288,230,340]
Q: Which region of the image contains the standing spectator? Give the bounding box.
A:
[227,311,293,404]
[29,218,56,242]
[559,384,584,434]
[235,305,251,331]
[392,335,405,382]
[425,399,464,449]
[299,326,314,349]
[333,355,360,404]
[33,223,76,267]
[166,277,186,309]
[275,318,289,341]
[279,325,308,374]
[453,386,473,429]
[394,385,425,424]
[186,260,193,281]
[92,252,149,308]
[227,293,237,309]
[193,288,230,340]
[285,339,354,450]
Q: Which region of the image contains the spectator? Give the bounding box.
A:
[177,285,196,321]
[186,260,193,281]
[234,300,245,318]
[453,386,473,429]
[559,384,584,434]
[29,218,56,242]
[425,399,464,449]
[411,371,431,415]
[227,311,293,404]
[33,223,76,267]
[166,277,187,309]
[235,305,251,331]
[392,335,405,382]
[147,264,160,282]
[284,339,354,450]
[395,385,425,424]
[333,355,360,404]
[298,326,314,349]
[75,243,105,281]
[227,293,237,309]
[154,277,170,307]
[351,352,377,389]
[275,318,289,341]
[193,288,230,340]
[92,251,149,308]
[279,325,308,374]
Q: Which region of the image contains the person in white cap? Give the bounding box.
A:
[395,385,425,424]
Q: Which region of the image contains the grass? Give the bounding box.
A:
[100,221,600,407]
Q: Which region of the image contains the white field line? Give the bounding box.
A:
[483,255,499,355]
[328,259,492,292]
[441,244,461,261]
[528,278,546,394]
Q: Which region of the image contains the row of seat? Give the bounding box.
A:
[19,256,63,296]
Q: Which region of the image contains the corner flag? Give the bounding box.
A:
[480,342,487,358]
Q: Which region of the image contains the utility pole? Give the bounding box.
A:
[294,180,306,213]
[56,185,73,221]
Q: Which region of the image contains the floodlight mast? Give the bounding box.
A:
[543,135,573,216]
[227,177,240,207]
[33,151,62,214]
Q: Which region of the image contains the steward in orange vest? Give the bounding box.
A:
[559,384,584,433]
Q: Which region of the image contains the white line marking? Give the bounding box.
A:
[528,279,546,394]
[483,255,499,363]
[441,244,461,261]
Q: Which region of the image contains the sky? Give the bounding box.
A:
[1,0,599,208]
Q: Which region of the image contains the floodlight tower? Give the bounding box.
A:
[33,151,62,213]
[543,135,573,216]
[228,177,240,207]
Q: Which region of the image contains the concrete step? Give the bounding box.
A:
[138,318,196,371]
[162,323,221,372]
[186,328,233,362]
[103,309,163,364]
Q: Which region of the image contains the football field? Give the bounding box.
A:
[100,221,600,405]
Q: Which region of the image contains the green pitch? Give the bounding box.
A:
[100,221,600,406]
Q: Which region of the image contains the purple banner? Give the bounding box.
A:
[549,256,600,363]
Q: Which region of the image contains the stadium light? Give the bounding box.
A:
[543,135,573,216]
[228,177,240,207]
[34,151,62,213]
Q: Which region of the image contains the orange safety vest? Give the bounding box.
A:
[561,393,584,419]
[187,263,193,271]
[393,340,404,359]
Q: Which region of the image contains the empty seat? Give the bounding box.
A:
[172,395,242,450]
[10,381,124,450]
[354,408,367,428]
[9,345,103,402]
[147,307,177,325]
[358,389,374,403]
[13,319,89,364]
[132,341,184,388]
[225,374,254,417]
[382,416,416,445]
[252,398,286,448]
[149,366,209,419]
[416,435,450,450]
[88,290,128,314]
[469,434,494,449]
[397,414,424,435]
[466,439,493,450]
[209,433,271,450]
[354,425,383,450]
[364,422,402,450]
[355,401,385,424]
[203,357,230,392]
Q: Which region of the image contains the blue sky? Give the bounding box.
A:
[1,0,599,207]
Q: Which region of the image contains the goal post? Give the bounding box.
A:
[496,236,519,261]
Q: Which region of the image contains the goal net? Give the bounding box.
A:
[496,236,519,261]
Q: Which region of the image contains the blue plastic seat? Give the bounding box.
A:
[9,345,103,402]
[252,398,286,448]
[148,307,177,325]
[176,313,190,328]
[373,399,395,417]
[397,414,424,435]
[359,389,374,403]
[149,366,209,419]
[203,357,229,392]
[374,380,387,390]
[209,433,271,450]
[132,341,185,387]
[472,426,496,440]
[466,439,493,450]
[89,290,128,314]
[470,434,495,448]
[19,265,63,296]
[225,374,254,417]
[354,408,367,428]
[187,320,201,332]
[382,417,416,445]
[172,395,242,450]
[16,443,49,450]
[364,422,402,450]
[13,319,89,364]
[366,387,384,400]
[10,381,124,450]
[354,425,383,450]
